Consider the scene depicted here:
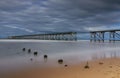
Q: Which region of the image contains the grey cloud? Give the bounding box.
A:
[0,0,120,37]
[0,0,32,12]
[4,25,34,33]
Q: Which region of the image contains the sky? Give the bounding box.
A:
[0,0,120,38]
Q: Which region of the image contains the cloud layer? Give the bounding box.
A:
[0,0,120,37]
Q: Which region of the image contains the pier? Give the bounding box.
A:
[90,29,120,42]
[8,32,77,41]
[8,29,120,42]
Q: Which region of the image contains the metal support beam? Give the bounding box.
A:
[109,31,115,42]
[90,32,104,42]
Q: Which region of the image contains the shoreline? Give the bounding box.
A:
[2,57,120,78]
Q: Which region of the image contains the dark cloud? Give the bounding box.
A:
[0,0,32,12]
[0,0,120,37]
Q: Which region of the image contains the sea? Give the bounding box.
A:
[0,39,120,72]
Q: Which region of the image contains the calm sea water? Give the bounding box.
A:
[0,40,120,72]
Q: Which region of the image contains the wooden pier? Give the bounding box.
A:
[8,32,77,41]
[90,29,120,42]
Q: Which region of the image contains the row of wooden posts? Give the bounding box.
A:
[22,48,67,66]
[22,48,48,60]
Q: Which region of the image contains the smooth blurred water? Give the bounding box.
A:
[0,40,120,72]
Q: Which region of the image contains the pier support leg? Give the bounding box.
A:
[109,31,115,42]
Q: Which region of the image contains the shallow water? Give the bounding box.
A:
[0,40,120,72]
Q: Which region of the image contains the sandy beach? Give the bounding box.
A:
[1,57,120,78]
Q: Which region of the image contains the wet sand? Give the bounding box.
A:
[2,57,120,78]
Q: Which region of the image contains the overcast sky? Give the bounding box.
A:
[0,0,120,37]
